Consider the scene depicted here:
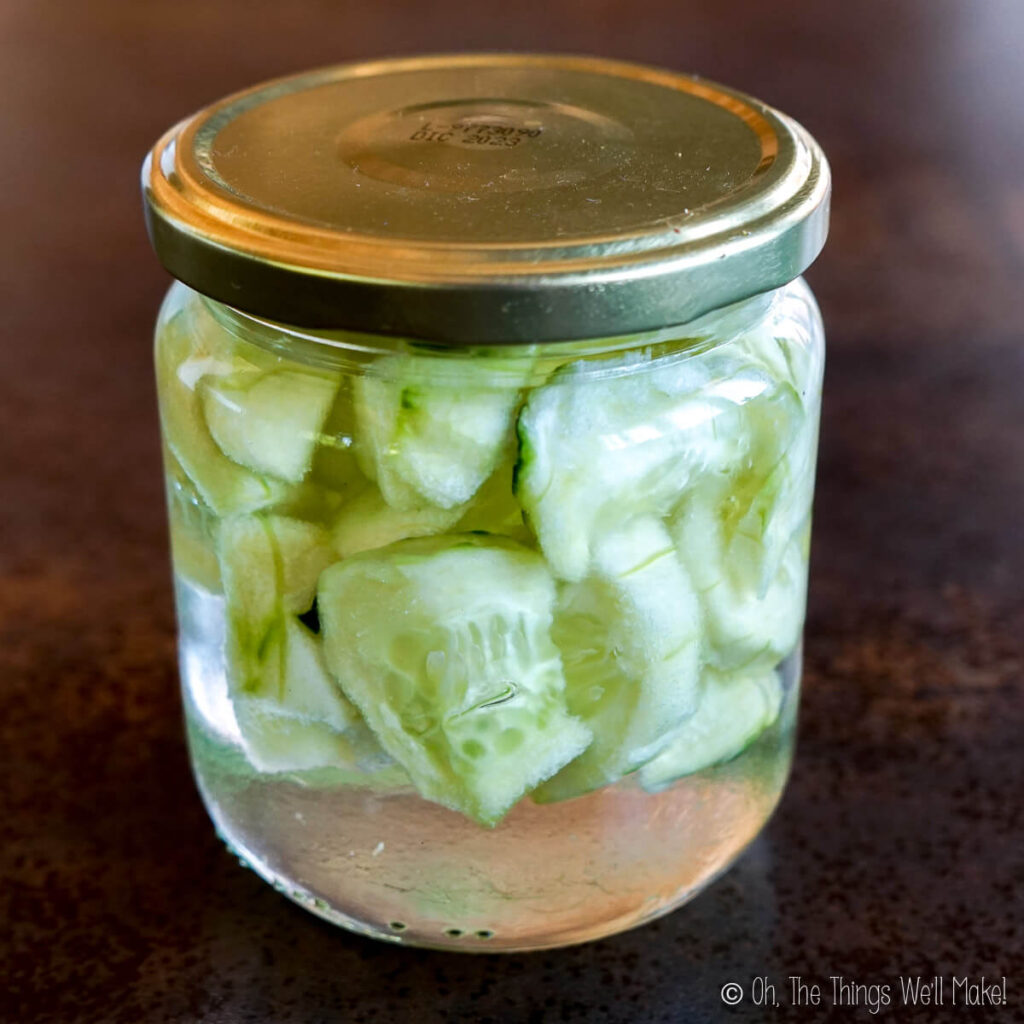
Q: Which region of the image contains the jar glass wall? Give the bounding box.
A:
[156,277,824,951]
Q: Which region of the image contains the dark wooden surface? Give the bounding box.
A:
[3,1,1023,1021]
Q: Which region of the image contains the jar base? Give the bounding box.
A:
[207,797,778,952]
[188,705,795,953]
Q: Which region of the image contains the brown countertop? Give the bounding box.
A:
[2,1,1022,1021]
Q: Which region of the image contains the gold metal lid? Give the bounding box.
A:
[143,54,829,343]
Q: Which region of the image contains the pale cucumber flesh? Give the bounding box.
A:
[318,535,590,825]
[332,485,464,558]
[639,666,784,790]
[534,518,702,803]
[202,369,340,484]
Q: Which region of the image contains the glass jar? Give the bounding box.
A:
[143,55,829,951]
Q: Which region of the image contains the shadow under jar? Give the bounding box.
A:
[143,54,830,952]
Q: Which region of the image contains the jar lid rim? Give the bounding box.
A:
[142,53,830,343]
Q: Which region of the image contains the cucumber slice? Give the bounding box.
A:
[752,382,818,565]
[202,368,339,485]
[353,354,526,511]
[273,518,337,614]
[669,385,816,670]
[163,445,221,592]
[265,616,357,731]
[218,515,336,693]
[318,534,590,825]
[332,485,464,558]
[330,446,529,560]
[155,314,287,515]
[675,502,808,671]
[218,515,385,773]
[230,618,398,775]
[232,696,407,779]
[727,306,822,591]
[639,666,783,791]
[532,518,702,802]
[708,382,814,594]
[515,351,759,581]
[232,697,363,773]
